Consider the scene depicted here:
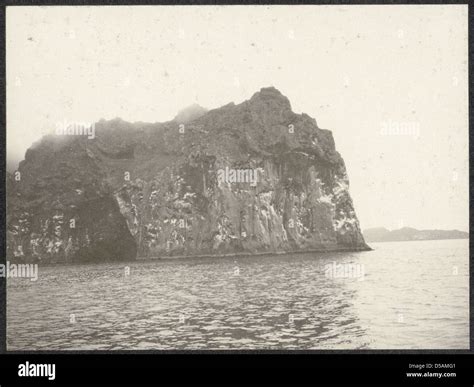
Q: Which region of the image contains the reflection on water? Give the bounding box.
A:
[7,239,469,350]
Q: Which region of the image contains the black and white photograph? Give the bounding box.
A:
[5,4,469,351]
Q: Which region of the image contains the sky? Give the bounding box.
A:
[6,5,469,231]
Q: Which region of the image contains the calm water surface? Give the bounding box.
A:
[7,239,469,350]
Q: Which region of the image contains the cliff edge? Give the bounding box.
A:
[7,87,370,263]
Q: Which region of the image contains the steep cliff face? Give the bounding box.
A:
[7,87,369,263]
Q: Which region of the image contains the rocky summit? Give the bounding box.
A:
[7,87,370,263]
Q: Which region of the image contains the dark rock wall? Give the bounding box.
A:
[7,87,369,263]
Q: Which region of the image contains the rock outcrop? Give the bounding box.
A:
[7,87,370,263]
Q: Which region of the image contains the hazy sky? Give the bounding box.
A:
[7,5,468,231]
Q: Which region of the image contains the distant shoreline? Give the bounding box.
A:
[366,237,469,244]
[363,227,468,244]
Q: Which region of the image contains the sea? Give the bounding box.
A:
[7,239,469,350]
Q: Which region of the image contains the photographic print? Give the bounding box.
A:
[5,4,469,350]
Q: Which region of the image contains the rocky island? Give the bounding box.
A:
[7,87,370,263]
